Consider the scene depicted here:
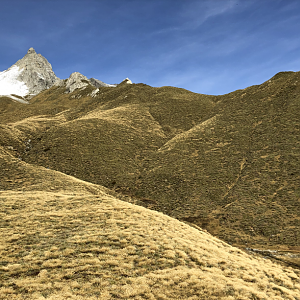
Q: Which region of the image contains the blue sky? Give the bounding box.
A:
[1,0,300,95]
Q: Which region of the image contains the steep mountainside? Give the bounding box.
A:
[1,72,300,261]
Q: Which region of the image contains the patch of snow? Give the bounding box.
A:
[0,94,29,104]
[0,65,29,97]
[90,88,99,97]
[36,72,45,79]
[8,95,29,104]
[123,78,132,84]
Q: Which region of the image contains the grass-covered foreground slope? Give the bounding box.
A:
[1,174,300,299]
[1,72,300,261]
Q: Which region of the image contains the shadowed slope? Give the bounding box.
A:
[0,144,106,195]
[130,72,300,250]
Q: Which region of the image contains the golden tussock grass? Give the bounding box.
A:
[158,115,218,152]
[78,104,166,138]
[0,189,299,299]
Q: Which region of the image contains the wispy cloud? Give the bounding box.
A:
[187,0,239,27]
[150,0,240,37]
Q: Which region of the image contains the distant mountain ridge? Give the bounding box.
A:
[0,47,126,102]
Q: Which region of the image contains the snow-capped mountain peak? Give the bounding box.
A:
[0,48,132,102]
[13,47,60,95]
[0,47,60,100]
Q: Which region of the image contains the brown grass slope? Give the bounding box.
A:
[132,72,300,250]
[0,154,300,299]
[1,73,300,257]
[8,83,215,190]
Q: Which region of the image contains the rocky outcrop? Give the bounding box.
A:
[65,74,119,93]
[121,78,133,84]
[15,48,61,95]
[65,72,90,93]
[89,78,116,88]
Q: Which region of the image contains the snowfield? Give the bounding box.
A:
[0,65,29,97]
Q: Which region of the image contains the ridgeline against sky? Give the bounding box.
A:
[1,0,300,95]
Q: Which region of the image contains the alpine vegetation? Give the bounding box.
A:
[0,48,300,299]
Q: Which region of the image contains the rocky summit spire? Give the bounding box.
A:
[27,47,36,54]
[0,48,61,99]
[11,48,61,96]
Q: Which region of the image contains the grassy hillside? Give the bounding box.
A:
[1,72,300,275]
[131,72,300,249]
[0,162,300,299]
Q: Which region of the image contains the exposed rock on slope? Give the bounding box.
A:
[65,73,118,93]
[89,77,117,88]
[121,77,133,84]
[65,72,90,93]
